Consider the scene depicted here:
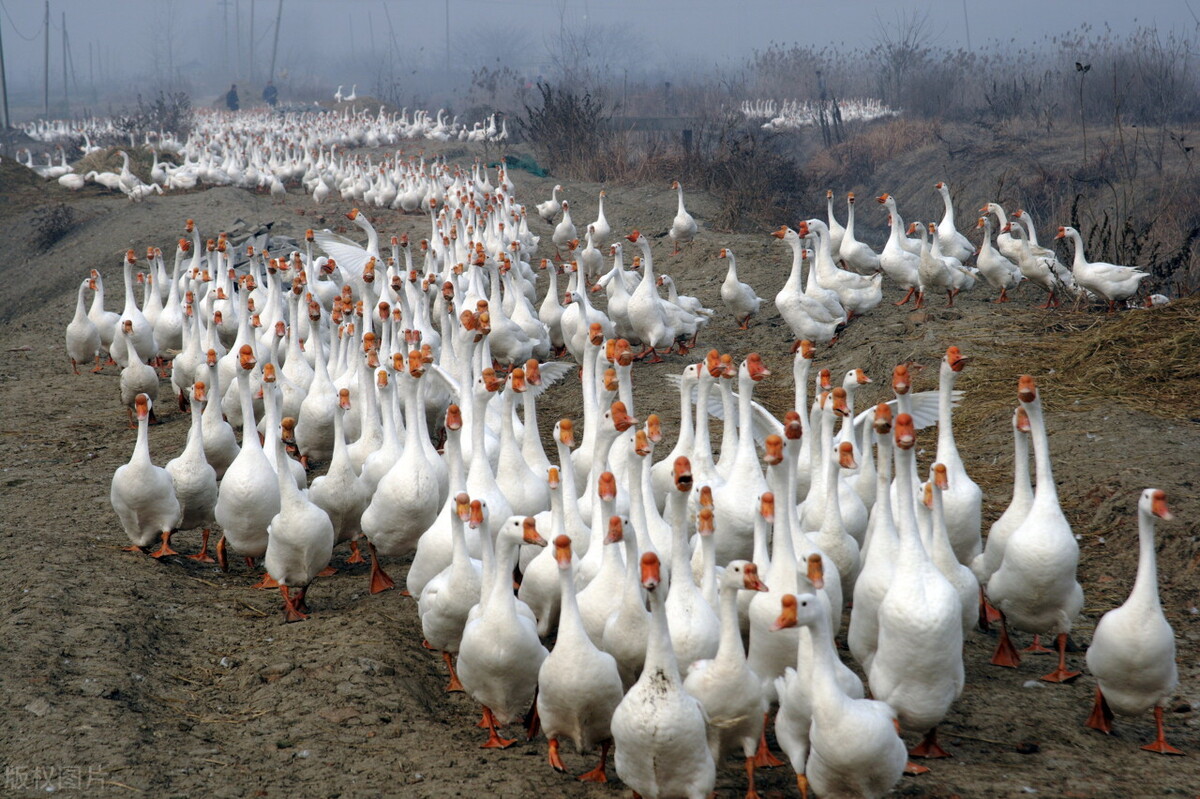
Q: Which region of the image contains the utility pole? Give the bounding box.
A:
[267,0,282,84]
[235,0,242,81]
[61,11,67,114]
[218,0,231,82]
[43,0,50,118]
[248,0,255,85]
[444,0,450,73]
[0,7,9,129]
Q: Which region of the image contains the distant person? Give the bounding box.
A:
[226,84,239,112]
[262,82,278,107]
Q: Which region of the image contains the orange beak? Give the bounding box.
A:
[946,346,968,372]
[747,353,770,381]
[739,559,768,590]
[1017,374,1037,404]
[760,492,775,523]
[522,517,547,546]
[611,401,636,432]
[934,463,949,490]
[673,456,694,491]
[605,515,625,544]
[640,552,661,591]
[1151,490,1172,520]
[558,419,576,448]
[1015,406,1031,433]
[764,434,784,466]
[771,594,798,631]
[598,471,618,502]
[446,404,463,431]
[837,442,857,469]
[553,534,572,568]
[894,413,916,449]
[806,554,825,590]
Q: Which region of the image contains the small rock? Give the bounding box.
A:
[24,697,50,717]
[1015,741,1040,754]
[219,656,234,669]
[1173,702,1192,714]
[1022,680,1044,689]
[262,661,294,680]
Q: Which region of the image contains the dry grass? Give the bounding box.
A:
[807,118,941,185]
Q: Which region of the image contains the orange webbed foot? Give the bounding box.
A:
[1085,687,1113,734]
[149,530,179,559]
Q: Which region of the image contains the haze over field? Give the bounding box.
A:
[1,0,1196,116]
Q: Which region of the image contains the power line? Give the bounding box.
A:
[0,0,43,41]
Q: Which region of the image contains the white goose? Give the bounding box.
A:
[536,184,563,225]
[876,194,922,305]
[214,346,281,571]
[165,381,219,563]
[774,586,906,799]
[118,321,160,427]
[975,216,1023,302]
[668,180,698,255]
[986,375,1085,682]
[1055,225,1150,311]
[1085,489,1182,755]
[718,248,764,330]
[590,189,612,246]
[611,552,716,799]
[683,560,770,799]
[869,412,963,772]
[664,459,720,675]
[419,493,483,693]
[308,388,370,568]
[66,280,102,373]
[263,416,336,622]
[824,189,846,254]
[536,534,625,782]
[772,228,843,345]
[360,351,445,590]
[934,181,976,262]
[923,464,980,639]
[457,515,549,748]
[838,192,881,274]
[934,346,982,567]
[712,353,772,564]
[110,394,180,557]
[970,406,1033,626]
[803,219,882,319]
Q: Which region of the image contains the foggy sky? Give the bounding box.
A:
[1,0,1195,113]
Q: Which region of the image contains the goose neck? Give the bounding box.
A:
[1024,397,1056,499]
[643,583,680,684]
[236,370,261,450]
[1130,508,1162,609]
[714,580,745,667]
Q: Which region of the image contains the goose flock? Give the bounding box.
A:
[52,109,1187,797]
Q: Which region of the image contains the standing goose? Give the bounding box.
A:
[536,533,625,782]
[683,560,770,799]
[165,381,219,562]
[418,493,482,693]
[611,552,716,799]
[214,345,281,572]
[986,376,1085,682]
[457,515,549,748]
[869,413,963,772]
[933,181,976,262]
[838,192,881,274]
[970,406,1033,627]
[876,195,922,305]
[935,346,983,567]
[118,321,160,427]
[589,189,612,246]
[264,413,336,622]
[536,184,563,225]
[308,387,370,568]
[1085,489,1181,755]
[668,180,698,255]
[111,394,180,558]
[66,279,102,373]
[718,248,764,330]
[1055,225,1150,311]
[924,464,980,639]
[975,216,1023,302]
[824,189,846,255]
[774,586,906,799]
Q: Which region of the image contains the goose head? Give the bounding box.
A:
[836,441,857,470]
[554,534,574,570]
[1141,488,1172,521]
[770,592,822,630]
[944,346,968,373]
[760,492,775,524]
[894,412,916,449]
[764,435,784,466]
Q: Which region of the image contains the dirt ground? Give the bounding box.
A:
[0,141,1198,799]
